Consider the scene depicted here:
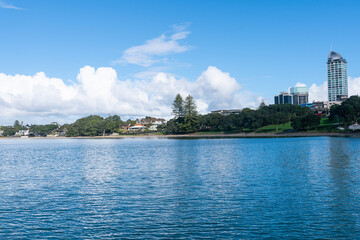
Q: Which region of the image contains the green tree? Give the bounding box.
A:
[13,120,21,128]
[172,93,184,118]
[258,100,266,109]
[30,124,58,136]
[330,96,360,125]
[184,94,198,117]
[291,112,320,131]
[182,94,199,133]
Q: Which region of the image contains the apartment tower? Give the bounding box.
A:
[327,51,348,101]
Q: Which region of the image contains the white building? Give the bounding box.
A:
[349,123,360,131]
[327,51,348,102]
[128,124,146,133]
[15,130,30,136]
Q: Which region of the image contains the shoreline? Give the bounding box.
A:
[1,132,360,139]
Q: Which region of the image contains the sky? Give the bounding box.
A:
[1,0,360,124]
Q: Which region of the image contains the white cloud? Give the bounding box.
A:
[0,1,23,10]
[0,66,263,124]
[295,82,307,87]
[349,77,360,97]
[116,25,191,67]
[309,77,360,102]
[309,81,327,102]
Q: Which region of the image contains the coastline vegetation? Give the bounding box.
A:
[1,95,360,137]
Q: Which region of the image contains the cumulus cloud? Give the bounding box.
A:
[0,66,263,124]
[295,82,307,87]
[116,25,191,67]
[349,77,360,97]
[309,77,360,102]
[0,1,23,10]
[309,81,327,102]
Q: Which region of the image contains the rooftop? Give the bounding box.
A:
[328,51,343,60]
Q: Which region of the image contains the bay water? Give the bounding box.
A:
[0,137,359,239]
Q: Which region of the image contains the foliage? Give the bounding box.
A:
[291,112,320,131]
[66,115,123,137]
[30,124,59,136]
[172,93,184,118]
[0,121,27,136]
[329,96,360,125]
[164,93,199,134]
[163,98,321,134]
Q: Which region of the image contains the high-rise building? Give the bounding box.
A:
[327,51,348,101]
[290,86,309,105]
[274,85,309,105]
[274,92,293,105]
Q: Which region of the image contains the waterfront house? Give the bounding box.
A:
[15,130,30,136]
[349,123,360,131]
[128,124,146,133]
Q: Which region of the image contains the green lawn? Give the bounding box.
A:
[257,122,293,133]
[256,117,341,133]
[193,117,341,135]
[311,117,340,132]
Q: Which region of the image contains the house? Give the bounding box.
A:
[0,130,3,136]
[128,124,146,133]
[349,123,360,131]
[138,117,165,131]
[15,130,30,136]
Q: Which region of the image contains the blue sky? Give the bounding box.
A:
[1,0,360,123]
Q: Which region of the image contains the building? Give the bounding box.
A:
[327,51,348,102]
[290,86,309,105]
[211,109,242,115]
[275,84,309,106]
[137,117,165,131]
[15,130,29,136]
[128,124,146,133]
[274,92,293,105]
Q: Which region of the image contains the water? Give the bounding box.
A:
[0,137,359,239]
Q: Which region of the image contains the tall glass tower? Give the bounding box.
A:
[327,51,348,101]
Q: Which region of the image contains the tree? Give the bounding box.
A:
[14,120,21,128]
[258,100,266,109]
[330,96,360,125]
[172,93,184,118]
[184,94,198,117]
[291,112,320,131]
[182,94,199,133]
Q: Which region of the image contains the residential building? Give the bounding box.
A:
[128,124,146,133]
[327,51,348,102]
[137,117,165,131]
[15,130,30,136]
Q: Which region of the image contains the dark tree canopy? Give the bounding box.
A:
[330,96,360,125]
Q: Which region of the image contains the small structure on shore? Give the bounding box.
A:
[128,124,146,133]
[349,123,360,131]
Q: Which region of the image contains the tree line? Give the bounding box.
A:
[2,95,360,137]
[160,93,321,134]
[329,95,360,125]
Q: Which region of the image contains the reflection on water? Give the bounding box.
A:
[0,137,359,239]
[328,138,358,237]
